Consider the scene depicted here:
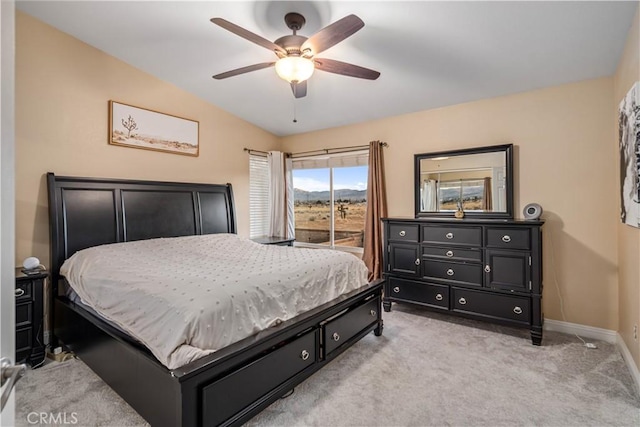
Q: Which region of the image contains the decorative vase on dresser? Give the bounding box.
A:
[382,218,544,345]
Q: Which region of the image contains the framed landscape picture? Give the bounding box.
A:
[618,82,640,228]
[109,101,199,156]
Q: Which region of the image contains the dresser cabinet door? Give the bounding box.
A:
[485,249,531,292]
[388,243,421,277]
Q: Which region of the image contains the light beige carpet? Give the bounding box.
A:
[15,305,640,426]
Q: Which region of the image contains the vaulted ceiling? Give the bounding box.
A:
[17,1,638,136]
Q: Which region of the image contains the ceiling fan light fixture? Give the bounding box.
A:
[275,56,315,83]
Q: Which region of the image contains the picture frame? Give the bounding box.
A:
[618,82,640,228]
[109,100,199,157]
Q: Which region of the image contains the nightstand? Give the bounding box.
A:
[251,236,295,246]
[15,268,46,367]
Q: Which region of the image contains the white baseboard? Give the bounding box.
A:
[543,318,617,344]
[617,333,640,396]
[543,319,640,395]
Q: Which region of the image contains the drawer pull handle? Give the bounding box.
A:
[415,258,421,266]
[446,250,454,258]
[399,230,406,237]
[332,332,340,342]
[300,350,310,361]
[445,232,454,240]
[14,289,25,297]
[513,306,523,315]
[370,309,377,317]
[393,287,400,293]
[484,265,491,273]
[446,269,455,276]
[502,235,511,243]
[435,293,443,301]
[459,297,467,305]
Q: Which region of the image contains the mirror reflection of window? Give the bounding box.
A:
[419,152,506,213]
[437,179,491,211]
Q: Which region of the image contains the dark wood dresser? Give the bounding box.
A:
[15,268,47,367]
[382,218,544,344]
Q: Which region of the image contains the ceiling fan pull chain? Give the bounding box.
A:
[293,99,298,123]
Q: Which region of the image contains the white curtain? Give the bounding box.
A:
[268,151,294,238]
[285,157,295,239]
[421,179,437,211]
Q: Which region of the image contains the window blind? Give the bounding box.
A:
[291,149,369,170]
[249,154,269,238]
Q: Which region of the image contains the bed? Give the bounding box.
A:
[47,173,384,427]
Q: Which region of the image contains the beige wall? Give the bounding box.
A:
[15,12,279,268]
[614,7,640,370]
[282,77,618,330]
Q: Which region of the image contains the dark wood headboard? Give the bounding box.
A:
[47,173,236,286]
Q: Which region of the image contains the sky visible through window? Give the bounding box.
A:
[293,166,368,192]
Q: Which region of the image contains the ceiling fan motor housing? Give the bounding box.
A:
[274,35,308,56]
[284,12,306,31]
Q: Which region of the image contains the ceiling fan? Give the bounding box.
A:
[211,12,380,98]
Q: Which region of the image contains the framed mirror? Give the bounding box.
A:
[415,144,514,219]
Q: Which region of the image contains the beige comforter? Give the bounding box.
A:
[60,234,369,369]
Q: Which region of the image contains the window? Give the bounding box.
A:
[292,151,368,250]
[249,154,269,238]
[438,178,486,211]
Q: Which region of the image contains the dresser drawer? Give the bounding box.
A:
[452,287,530,325]
[388,223,419,242]
[15,280,32,302]
[423,260,483,287]
[422,245,482,263]
[202,330,317,427]
[16,302,32,328]
[486,227,530,250]
[422,225,482,247]
[388,277,449,309]
[323,297,380,356]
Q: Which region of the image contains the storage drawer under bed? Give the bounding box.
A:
[202,330,317,426]
[323,296,380,356]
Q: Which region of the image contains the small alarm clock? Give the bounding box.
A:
[22,256,41,271]
[523,203,543,220]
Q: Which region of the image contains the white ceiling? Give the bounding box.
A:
[17,1,638,136]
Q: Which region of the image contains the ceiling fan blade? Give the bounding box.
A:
[212,62,275,80]
[314,58,380,80]
[301,14,364,56]
[291,81,307,98]
[211,18,287,56]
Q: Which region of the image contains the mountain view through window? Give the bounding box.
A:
[293,166,367,248]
